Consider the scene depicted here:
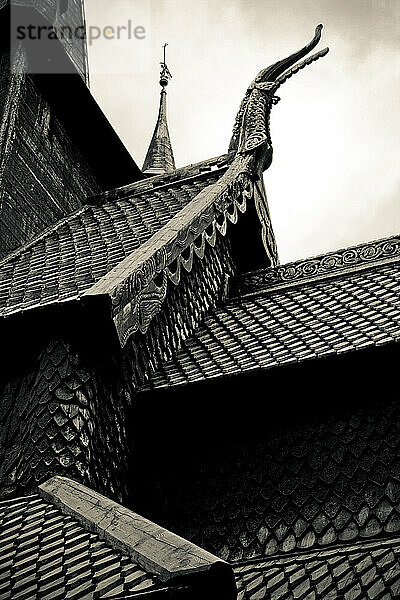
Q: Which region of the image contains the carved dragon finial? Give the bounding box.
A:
[229,25,329,172]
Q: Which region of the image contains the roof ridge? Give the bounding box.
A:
[86,152,234,205]
[284,233,400,266]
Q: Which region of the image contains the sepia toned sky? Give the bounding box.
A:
[85,0,399,263]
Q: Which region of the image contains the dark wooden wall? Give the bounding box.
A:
[0,62,101,258]
[56,0,89,83]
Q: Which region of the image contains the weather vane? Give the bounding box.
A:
[160,42,172,87]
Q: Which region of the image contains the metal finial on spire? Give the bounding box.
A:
[160,42,172,87]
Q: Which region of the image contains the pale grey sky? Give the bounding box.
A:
[85,0,399,263]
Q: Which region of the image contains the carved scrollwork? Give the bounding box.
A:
[342,249,361,264]
[382,239,400,256]
[320,254,342,269]
[244,132,269,153]
[239,236,400,294]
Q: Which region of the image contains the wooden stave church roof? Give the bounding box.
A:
[0,154,232,318]
[139,236,400,391]
[0,140,399,598]
[0,16,396,597]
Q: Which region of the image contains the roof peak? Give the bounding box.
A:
[142,44,176,175]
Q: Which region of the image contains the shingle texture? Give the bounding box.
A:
[143,261,400,389]
[234,538,400,599]
[0,157,229,317]
[0,337,100,497]
[146,397,400,562]
[0,494,158,600]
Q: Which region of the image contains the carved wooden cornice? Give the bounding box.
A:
[238,235,400,296]
[85,154,255,346]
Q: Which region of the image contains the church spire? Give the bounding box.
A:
[142,44,176,175]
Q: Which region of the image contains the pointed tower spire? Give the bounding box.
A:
[142,44,176,175]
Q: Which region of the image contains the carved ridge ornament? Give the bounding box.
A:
[105,25,330,346]
[240,237,400,293]
[229,24,328,173]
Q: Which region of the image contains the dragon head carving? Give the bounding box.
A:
[229,25,329,172]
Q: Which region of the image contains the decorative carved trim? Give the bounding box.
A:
[114,178,251,345]
[87,30,332,347]
[239,236,400,294]
[87,155,255,346]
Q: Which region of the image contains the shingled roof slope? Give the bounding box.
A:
[234,537,400,599]
[140,237,400,390]
[0,154,231,318]
[0,495,158,599]
[0,476,236,600]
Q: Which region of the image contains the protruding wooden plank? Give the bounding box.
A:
[39,476,236,599]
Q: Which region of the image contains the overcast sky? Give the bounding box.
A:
[85,0,399,263]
